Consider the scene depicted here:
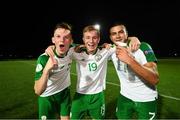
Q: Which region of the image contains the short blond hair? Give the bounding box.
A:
[83,25,100,36]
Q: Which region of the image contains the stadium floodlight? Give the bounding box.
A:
[94,24,100,30]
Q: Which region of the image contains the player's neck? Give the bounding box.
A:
[54,49,66,58]
[86,49,97,55]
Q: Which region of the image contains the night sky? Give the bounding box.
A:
[1,1,180,58]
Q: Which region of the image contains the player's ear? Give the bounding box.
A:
[52,37,55,44]
[82,37,85,43]
[109,34,113,41]
[97,37,100,44]
[70,39,73,44]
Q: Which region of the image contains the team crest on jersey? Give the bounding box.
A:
[95,54,102,62]
[36,64,43,72]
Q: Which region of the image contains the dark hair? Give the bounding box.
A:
[54,22,72,32]
[109,22,128,35]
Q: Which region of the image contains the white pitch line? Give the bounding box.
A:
[158,94,180,101]
[70,73,180,101]
[107,81,180,101]
[106,81,120,87]
[21,61,180,101]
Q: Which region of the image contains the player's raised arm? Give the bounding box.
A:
[45,45,57,65]
[128,37,141,52]
[34,56,56,95]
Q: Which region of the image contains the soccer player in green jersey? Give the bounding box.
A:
[69,25,113,119]
[34,22,73,120]
[109,23,159,119]
[45,24,141,119]
[46,25,113,119]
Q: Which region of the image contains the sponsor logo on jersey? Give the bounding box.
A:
[95,54,102,62]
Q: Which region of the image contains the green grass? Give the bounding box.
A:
[0,60,37,118]
[156,59,180,118]
[0,59,180,119]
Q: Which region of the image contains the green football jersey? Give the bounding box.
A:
[71,47,114,94]
[140,42,157,62]
[34,51,72,97]
[110,45,157,102]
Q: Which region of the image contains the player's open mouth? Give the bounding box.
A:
[88,44,95,48]
[115,40,122,42]
[59,44,65,48]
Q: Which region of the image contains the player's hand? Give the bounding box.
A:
[114,41,131,53]
[74,44,85,53]
[128,37,141,52]
[43,55,58,73]
[114,41,127,47]
[45,45,57,66]
[45,45,55,56]
[101,43,112,49]
[116,46,132,64]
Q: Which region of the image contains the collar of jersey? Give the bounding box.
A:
[113,40,130,47]
[85,48,98,55]
[53,48,67,58]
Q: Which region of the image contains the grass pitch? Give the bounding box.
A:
[0,59,180,119]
